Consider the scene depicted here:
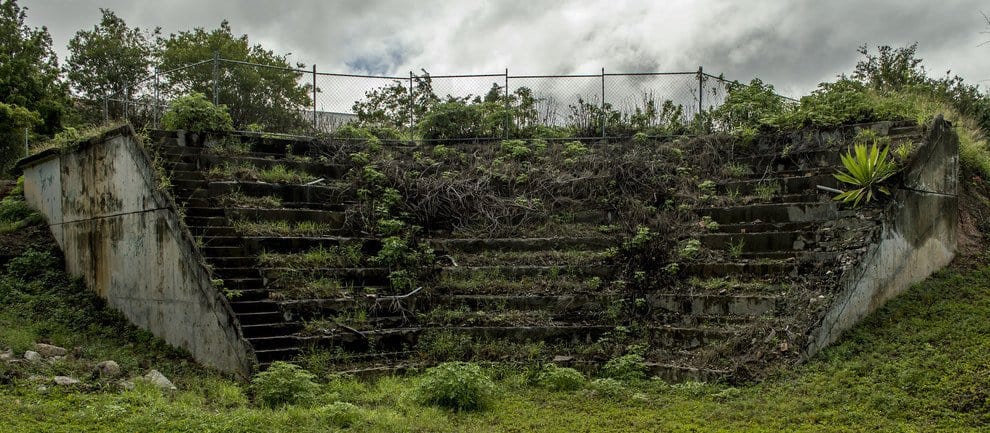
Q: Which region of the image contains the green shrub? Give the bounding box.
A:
[319,401,364,428]
[418,101,485,140]
[334,124,381,148]
[833,140,899,207]
[414,361,496,411]
[601,354,647,382]
[588,378,628,399]
[160,92,233,132]
[536,365,586,391]
[250,361,321,408]
[499,139,532,159]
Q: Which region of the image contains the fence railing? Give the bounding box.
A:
[96,56,793,141]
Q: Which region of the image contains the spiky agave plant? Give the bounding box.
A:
[833,142,899,206]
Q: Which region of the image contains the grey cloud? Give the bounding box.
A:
[20,0,990,97]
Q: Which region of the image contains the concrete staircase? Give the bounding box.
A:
[147,121,930,379]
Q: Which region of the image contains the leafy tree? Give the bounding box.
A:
[158,20,311,131]
[64,9,159,101]
[0,101,41,170]
[353,71,438,130]
[0,0,68,137]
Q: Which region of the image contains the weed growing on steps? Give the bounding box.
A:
[206,161,316,184]
[257,244,363,269]
[216,189,283,208]
[232,219,339,237]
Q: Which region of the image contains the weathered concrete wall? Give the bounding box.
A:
[808,116,959,355]
[19,126,255,376]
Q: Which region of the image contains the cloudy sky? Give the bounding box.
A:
[19,0,990,98]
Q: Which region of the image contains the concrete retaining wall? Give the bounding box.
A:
[808,116,959,355]
[18,126,255,376]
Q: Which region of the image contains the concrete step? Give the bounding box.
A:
[700,231,814,253]
[196,154,348,179]
[238,236,379,255]
[236,311,286,326]
[226,208,346,225]
[200,245,247,257]
[187,226,238,237]
[208,257,257,268]
[683,260,795,278]
[644,293,778,317]
[184,216,229,227]
[185,207,226,217]
[440,264,611,280]
[428,236,615,253]
[230,300,280,314]
[696,202,840,224]
[241,322,303,338]
[169,170,207,181]
[719,174,839,196]
[208,181,354,205]
[254,347,302,364]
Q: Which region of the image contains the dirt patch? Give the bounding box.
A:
[955,171,990,267]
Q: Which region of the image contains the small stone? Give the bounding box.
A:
[792,240,806,250]
[94,360,122,379]
[36,385,48,392]
[143,369,177,391]
[117,380,135,391]
[0,348,13,361]
[35,343,67,358]
[53,376,81,386]
[552,355,574,364]
[24,351,42,362]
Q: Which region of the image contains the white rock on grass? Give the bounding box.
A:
[143,369,177,391]
[53,376,81,386]
[34,343,67,358]
[0,348,13,361]
[24,351,42,362]
[94,360,122,379]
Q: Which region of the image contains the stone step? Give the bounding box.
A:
[700,231,814,253]
[253,347,302,363]
[247,335,299,351]
[260,267,391,286]
[213,267,265,279]
[187,226,238,237]
[241,322,303,339]
[184,207,226,217]
[170,179,208,190]
[441,264,611,280]
[682,260,795,278]
[720,174,839,196]
[222,278,266,291]
[236,311,286,326]
[196,154,348,179]
[696,202,840,224]
[644,293,778,317]
[226,208,346,225]
[297,325,734,354]
[200,245,247,257]
[238,236,379,255]
[208,181,354,205]
[169,170,207,181]
[428,236,615,254]
[184,216,229,227]
[208,257,257,268]
[230,300,280,314]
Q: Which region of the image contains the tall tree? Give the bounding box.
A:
[158,21,311,131]
[0,0,68,136]
[64,9,159,101]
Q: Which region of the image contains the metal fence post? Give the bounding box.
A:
[125,89,130,123]
[504,68,509,139]
[697,66,704,116]
[212,51,220,106]
[153,68,160,128]
[408,71,414,141]
[601,67,606,139]
[312,64,318,130]
[24,127,29,157]
[103,95,109,125]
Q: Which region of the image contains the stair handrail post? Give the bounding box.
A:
[212,51,220,106]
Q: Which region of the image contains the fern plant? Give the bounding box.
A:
[833,141,899,206]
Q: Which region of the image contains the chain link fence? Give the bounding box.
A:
[97,57,791,141]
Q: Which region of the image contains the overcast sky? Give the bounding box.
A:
[19,0,990,98]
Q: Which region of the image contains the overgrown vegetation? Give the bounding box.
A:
[160,92,234,132]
